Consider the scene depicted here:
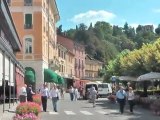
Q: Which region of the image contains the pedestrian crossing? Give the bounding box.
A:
[49,109,118,115]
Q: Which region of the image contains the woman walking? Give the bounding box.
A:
[50,84,60,112]
[74,87,79,101]
[127,87,135,113]
[26,85,35,102]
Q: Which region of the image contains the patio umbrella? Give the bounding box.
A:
[137,72,160,81]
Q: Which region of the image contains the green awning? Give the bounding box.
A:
[44,69,58,83]
[25,70,35,84]
[57,75,64,84]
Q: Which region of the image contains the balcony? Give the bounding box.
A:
[49,60,59,71]
[24,24,33,29]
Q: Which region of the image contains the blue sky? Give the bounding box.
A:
[56,0,160,30]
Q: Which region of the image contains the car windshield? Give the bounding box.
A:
[98,84,108,88]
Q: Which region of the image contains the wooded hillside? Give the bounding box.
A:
[57,22,160,64]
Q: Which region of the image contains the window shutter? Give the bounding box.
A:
[25,14,32,26]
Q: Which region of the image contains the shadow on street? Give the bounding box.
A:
[95,99,160,120]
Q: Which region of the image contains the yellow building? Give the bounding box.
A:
[8,0,60,88]
[57,43,67,77]
[85,54,103,81]
[57,43,75,79]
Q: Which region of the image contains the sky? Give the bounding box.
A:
[56,0,160,31]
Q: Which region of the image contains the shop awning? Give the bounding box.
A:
[57,75,64,84]
[44,69,58,83]
[25,70,35,84]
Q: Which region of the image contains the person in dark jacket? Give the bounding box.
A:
[26,85,35,102]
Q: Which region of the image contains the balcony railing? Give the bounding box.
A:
[24,24,33,29]
[24,0,32,6]
[75,63,78,68]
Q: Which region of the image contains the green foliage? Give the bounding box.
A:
[59,21,159,66]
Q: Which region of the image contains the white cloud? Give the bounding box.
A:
[70,10,116,26]
[153,9,160,13]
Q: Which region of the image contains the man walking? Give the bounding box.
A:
[40,84,49,112]
[116,86,127,114]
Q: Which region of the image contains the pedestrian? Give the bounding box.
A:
[74,87,79,101]
[69,86,74,101]
[50,84,60,112]
[39,84,49,112]
[90,87,97,107]
[60,87,64,99]
[116,86,127,114]
[19,84,27,103]
[127,87,135,113]
[26,85,35,102]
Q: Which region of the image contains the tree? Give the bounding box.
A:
[155,24,160,35]
[112,25,123,36]
[57,25,63,35]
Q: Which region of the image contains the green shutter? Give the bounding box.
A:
[25,14,32,26]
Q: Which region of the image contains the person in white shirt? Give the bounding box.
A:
[90,87,97,107]
[74,87,79,101]
[69,86,74,101]
[127,87,135,113]
[50,84,59,112]
[39,84,49,112]
[19,84,27,103]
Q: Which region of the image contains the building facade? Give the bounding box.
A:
[84,54,103,81]
[74,42,85,78]
[8,0,60,89]
[57,43,75,88]
[57,35,85,79]
[57,35,86,88]
[0,0,24,112]
[57,43,67,77]
[66,50,75,79]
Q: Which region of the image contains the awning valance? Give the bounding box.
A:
[25,70,35,84]
[44,69,58,83]
[57,75,64,84]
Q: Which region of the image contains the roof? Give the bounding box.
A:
[85,54,103,64]
[0,0,22,51]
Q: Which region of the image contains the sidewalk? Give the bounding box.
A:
[0,102,19,120]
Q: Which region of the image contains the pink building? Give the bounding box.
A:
[57,35,85,79]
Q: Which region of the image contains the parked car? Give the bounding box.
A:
[97,83,112,98]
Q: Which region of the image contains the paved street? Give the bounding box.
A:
[41,94,160,120]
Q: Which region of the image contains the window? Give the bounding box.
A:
[25,38,32,53]
[24,14,32,29]
[64,52,66,59]
[24,0,32,6]
[58,48,60,57]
